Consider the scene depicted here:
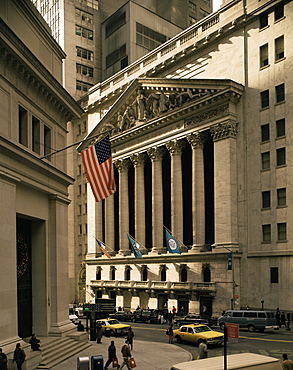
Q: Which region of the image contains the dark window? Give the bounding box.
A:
[76,80,93,92]
[261,90,269,108]
[233,312,243,317]
[277,222,286,241]
[125,268,131,281]
[120,56,128,70]
[142,268,148,281]
[276,83,285,103]
[44,125,51,157]
[277,188,286,206]
[244,312,257,318]
[270,267,278,283]
[106,44,126,69]
[260,44,269,67]
[260,13,268,28]
[111,268,115,280]
[258,312,266,318]
[276,118,285,137]
[262,191,270,208]
[76,63,93,77]
[275,4,284,21]
[203,268,211,282]
[262,224,271,242]
[261,124,270,142]
[276,147,286,166]
[19,105,28,146]
[136,22,167,51]
[275,36,284,61]
[261,152,270,170]
[76,25,93,40]
[106,12,126,38]
[161,268,166,281]
[96,269,101,280]
[181,267,187,282]
[32,116,40,154]
[76,46,93,60]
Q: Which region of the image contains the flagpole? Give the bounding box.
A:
[126,234,146,249]
[163,225,187,249]
[93,236,115,252]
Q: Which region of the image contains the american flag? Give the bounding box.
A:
[81,136,116,202]
[95,238,112,259]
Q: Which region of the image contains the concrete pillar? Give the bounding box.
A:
[166,139,185,242]
[87,186,102,256]
[147,146,166,253]
[187,132,207,249]
[210,121,238,246]
[105,194,115,251]
[115,159,131,255]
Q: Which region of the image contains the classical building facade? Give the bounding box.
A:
[75,0,292,316]
[0,0,82,349]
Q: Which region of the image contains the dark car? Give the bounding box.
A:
[174,314,209,327]
[109,311,134,322]
[132,309,161,324]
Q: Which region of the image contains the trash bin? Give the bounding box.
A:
[77,356,90,370]
[91,355,103,370]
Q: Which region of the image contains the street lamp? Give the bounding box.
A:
[261,300,264,310]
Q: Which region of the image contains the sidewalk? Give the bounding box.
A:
[51,336,192,370]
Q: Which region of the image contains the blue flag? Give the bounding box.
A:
[165,228,181,254]
[127,235,143,258]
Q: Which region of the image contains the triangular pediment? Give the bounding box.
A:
[78,78,243,152]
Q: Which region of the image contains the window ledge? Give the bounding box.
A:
[261,207,271,211]
[260,64,270,71]
[276,135,286,140]
[276,164,286,169]
[260,140,270,144]
[259,25,269,32]
[277,205,287,209]
[275,57,286,64]
[277,239,287,243]
[274,16,286,24]
[261,168,270,172]
[260,106,269,111]
[275,100,285,106]
[261,241,271,244]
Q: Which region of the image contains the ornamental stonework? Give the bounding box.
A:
[130,153,148,166]
[114,158,131,172]
[187,132,208,148]
[147,146,166,161]
[210,121,238,141]
[185,103,229,126]
[165,139,186,155]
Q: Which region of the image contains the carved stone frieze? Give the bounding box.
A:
[187,132,208,148]
[147,146,166,161]
[114,158,132,172]
[210,121,238,141]
[130,152,148,166]
[185,103,229,126]
[165,139,186,155]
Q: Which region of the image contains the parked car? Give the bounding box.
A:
[174,314,209,327]
[109,311,134,322]
[173,324,224,346]
[132,309,161,323]
[96,318,131,337]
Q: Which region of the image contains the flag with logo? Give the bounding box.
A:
[127,234,143,258]
[164,227,181,254]
[95,238,112,259]
[81,136,116,202]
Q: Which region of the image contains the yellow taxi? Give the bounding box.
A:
[173,324,224,346]
[97,318,131,337]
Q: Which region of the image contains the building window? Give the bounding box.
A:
[125,266,131,281]
[276,83,285,103]
[203,268,211,282]
[75,25,93,40]
[76,80,94,92]
[276,147,286,166]
[78,204,82,215]
[32,116,40,154]
[260,44,269,67]
[142,267,148,281]
[161,268,167,282]
[19,105,28,147]
[277,188,286,207]
[76,8,93,24]
[278,223,286,241]
[106,12,126,38]
[189,16,197,25]
[136,23,167,51]
[79,224,82,234]
[262,191,270,209]
[262,224,271,242]
[261,123,270,142]
[261,151,270,170]
[261,90,269,108]
[78,185,82,195]
[200,8,210,18]
[189,1,197,12]
[180,267,188,282]
[276,118,285,137]
[76,63,93,77]
[76,46,93,61]
[84,203,87,214]
[120,56,128,70]
[106,44,126,69]
[270,267,278,283]
[259,13,268,29]
[275,4,284,21]
[110,266,116,280]
[96,268,101,280]
[275,36,284,61]
[44,124,51,157]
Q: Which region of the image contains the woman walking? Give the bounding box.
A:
[168,323,174,344]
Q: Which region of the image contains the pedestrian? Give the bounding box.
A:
[168,323,174,344]
[29,333,41,351]
[104,340,120,370]
[198,338,209,359]
[0,348,8,370]
[172,306,177,317]
[96,321,103,343]
[126,327,134,350]
[13,343,26,370]
[77,321,84,332]
[286,313,291,331]
[120,340,131,370]
[276,308,281,327]
[168,311,173,324]
[281,312,286,328]
[282,354,293,370]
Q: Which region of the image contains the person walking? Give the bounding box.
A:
[0,348,8,370]
[96,321,103,343]
[282,354,293,370]
[77,321,85,332]
[120,340,131,370]
[168,323,174,344]
[13,343,26,370]
[281,312,286,328]
[126,327,134,350]
[29,333,41,351]
[198,338,209,359]
[276,308,281,327]
[172,306,177,317]
[104,340,120,370]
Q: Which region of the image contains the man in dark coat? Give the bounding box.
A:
[104,340,120,370]
[29,334,41,351]
[96,321,103,343]
[13,343,26,370]
[0,348,8,370]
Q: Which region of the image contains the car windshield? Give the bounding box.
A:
[193,326,211,333]
[108,320,120,325]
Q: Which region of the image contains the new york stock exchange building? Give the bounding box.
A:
[75,0,292,317]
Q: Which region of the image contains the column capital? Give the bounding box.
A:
[147,146,166,161]
[130,152,147,166]
[187,132,208,148]
[114,158,131,172]
[210,121,238,142]
[166,139,186,155]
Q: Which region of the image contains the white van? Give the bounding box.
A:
[170,353,282,370]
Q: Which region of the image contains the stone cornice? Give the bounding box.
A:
[210,120,238,141]
[165,139,186,155]
[187,132,208,148]
[114,158,132,172]
[147,146,166,161]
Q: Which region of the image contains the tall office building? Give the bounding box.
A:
[75,0,293,316]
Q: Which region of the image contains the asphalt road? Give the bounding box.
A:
[127,322,293,362]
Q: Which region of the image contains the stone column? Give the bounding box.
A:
[187,132,207,250]
[210,121,238,246]
[147,146,166,253]
[166,139,185,242]
[87,186,103,256]
[130,153,147,250]
[105,194,115,252]
[115,159,131,255]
